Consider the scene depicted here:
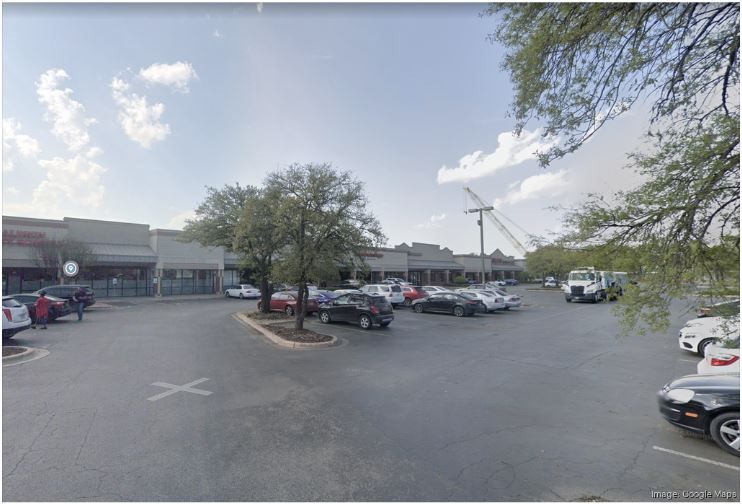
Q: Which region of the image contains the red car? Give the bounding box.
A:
[401,286,428,307]
[257,291,319,316]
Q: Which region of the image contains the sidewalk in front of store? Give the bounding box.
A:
[90,293,225,308]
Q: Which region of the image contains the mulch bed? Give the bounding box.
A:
[246,311,333,343]
[2,347,26,357]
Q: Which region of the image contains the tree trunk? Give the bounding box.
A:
[260,275,271,314]
[296,279,306,330]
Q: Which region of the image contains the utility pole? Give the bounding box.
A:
[467,205,494,283]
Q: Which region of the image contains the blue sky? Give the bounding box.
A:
[2,3,649,258]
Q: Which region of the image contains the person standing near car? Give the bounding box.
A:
[32,291,50,329]
[72,287,86,321]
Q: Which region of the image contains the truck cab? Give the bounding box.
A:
[564,267,607,303]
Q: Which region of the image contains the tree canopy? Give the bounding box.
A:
[489,3,740,333]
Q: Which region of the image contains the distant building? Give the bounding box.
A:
[2,215,523,296]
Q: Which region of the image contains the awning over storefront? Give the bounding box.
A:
[492,264,524,271]
[408,259,465,270]
[89,243,158,264]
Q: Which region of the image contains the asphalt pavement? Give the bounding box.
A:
[3,287,739,501]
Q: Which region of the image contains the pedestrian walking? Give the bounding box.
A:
[32,291,51,330]
[72,287,87,321]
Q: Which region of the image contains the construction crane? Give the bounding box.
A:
[463,187,530,257]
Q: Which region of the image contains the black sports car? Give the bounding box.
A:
[11,293,73,323]
[658,373,739,456]
[411,292,479,317]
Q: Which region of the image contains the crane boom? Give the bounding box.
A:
[464,187,529,257]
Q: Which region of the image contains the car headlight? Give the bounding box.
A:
[666,389,695,403]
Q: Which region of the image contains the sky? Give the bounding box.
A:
[2,3,651,258]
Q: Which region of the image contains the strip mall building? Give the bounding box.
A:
[2,215,523,298]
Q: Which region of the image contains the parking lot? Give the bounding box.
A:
[3,287,739,501]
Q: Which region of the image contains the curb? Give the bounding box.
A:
[2,346,50,366]
[233,312,337,350]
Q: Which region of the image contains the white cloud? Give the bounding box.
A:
[437,128,559,184]
[494,169,570,209]
[256,3,263,13]
[3,118,41,172]
[33,152,106,216]
[138,62,198,93]
[168,210,196,230]
[36,69,96,151]
[111,77,171,148]
[212,29,223,39]
[416,213,447,229]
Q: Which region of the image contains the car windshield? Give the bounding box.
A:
[459,293,476,300]
[569,272,595,281]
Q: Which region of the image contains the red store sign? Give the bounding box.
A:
[2,229,48,246]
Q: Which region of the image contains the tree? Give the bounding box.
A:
[488,3,739,332]
[180,183,257,251]
[32,239,96,283]
[266,163,386,330]
[525,244,580,282]
[233,187,285,313]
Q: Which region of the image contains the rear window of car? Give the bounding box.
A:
[390,285,401,292]
[2,298,23,307]
[368,296,390,307]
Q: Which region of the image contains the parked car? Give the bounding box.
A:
[456,291,491,312]
[2,296,32,339]
[335,279,362,289]
[384,277,406,284]
[257,291,319,316]
[678,315,740,355]
[360,284,404,308]
[455,289,504,312]
[11,293,72,323]
[318,293,394,329]
[697,299,740,318]
[331,289,363,296]
[503,279,519,286]
[657,373,739,456]
[544,279,559,288]
[489,288,522,309]
[412,292,479,317]
[400,286,428,307]
[697,336,740,375]
[421,286,450,293]
[312,290,340,304]
[35,285,96,309]
[224,284,261,299]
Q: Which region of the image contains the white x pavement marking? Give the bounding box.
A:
[147,378,213,402]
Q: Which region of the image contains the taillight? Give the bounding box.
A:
[710,354,740,366]
[3,308,11,321]
[467,301,477,305]
[369,305,379,315]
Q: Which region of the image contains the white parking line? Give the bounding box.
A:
[652,445,739,471]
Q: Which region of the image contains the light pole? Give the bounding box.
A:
[467,206,494,283]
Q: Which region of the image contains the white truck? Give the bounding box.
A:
[564,267,611,303]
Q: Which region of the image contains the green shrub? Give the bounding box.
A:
[453,275,468,285]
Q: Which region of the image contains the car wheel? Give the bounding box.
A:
[697,338,715,356]
[453,306,465,317]
[565,296,572,303]
[359,314,372,330]
[414,303,424,313]
[239,293,244,299]
[591,295,597,304]
[319,310,331,324]
[225,291,230,298]
[2,330,14,340]
[504,306,510,311]
[285,305,295,316]
[710,412,740,456]
[404,297,412,307]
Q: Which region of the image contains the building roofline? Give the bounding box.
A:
[3,215,68,228]
[62,216,150,227]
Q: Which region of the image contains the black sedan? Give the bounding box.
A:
[411,292,479,317]
[658,373,739,456]
[11,293,73,323]
[318,293,394,329]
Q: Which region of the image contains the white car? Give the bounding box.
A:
[332,289,363,296]
[490,280,507,287]
[2,296,32,339]
[544,280,558,288]
[225,284,261,299]
[422,286,449,294]
[361,284,405,307]
[697,336,740,374]
[678,315,740,355]
[490,288,522,309]
[456,289,506,312]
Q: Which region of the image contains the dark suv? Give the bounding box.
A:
[35,285,96,309]
[318,293,394,329]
